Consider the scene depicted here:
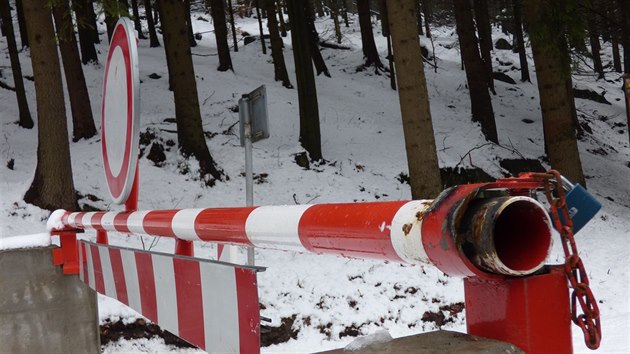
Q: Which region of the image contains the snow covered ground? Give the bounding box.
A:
[1,10,629,354]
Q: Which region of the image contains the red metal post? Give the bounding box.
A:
[96,230,109,244]
[175,239,194,256]
[125,164,139,212]
[464,265,573,353]
[51,231,79,275]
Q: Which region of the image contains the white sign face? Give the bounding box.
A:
[101,18,140,204]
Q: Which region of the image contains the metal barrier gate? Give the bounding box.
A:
[47,18,601,354]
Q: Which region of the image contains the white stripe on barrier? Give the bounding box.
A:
[67,213,78,228]
[390,200,432,264]
[152,254,179,335]
[127,210,149,235]
[120,249,142,312]
[82,212,96,226]
[200,261,239,352]
[245,205,312,252]
[99,247,117,299]
[86,244,96,289]
[101,212,118,232]
[172,209,203,241]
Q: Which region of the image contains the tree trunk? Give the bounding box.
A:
[416,1,423,35]
[0,0,33,128]
[227,0,238,51]
[286,0,322,161]
[357,0,382,69]
[315,0,324,17]
[587,15,604,80]
[305,3,330,77]
[618,0,630,73]
[330,0,342,43]
[378,0,395,90]
[276,0,287,37]
[255,0,266,54]
[453,0,498,143]
[265,0,292,88]
[15,0,28,47]
[422,0,431,39]
[524,0,586,186]
[341,0,349,27]
[143,0,161,47]
[86,0,100,43]
[386,0,441,199]
[103,0,117,42]
[473,0,495,94]
[158,0,225,183]
[52,0,97,142]
[208,0,233,71]
[609,3,622,73]
[512,0,529,82]
[130,0,147,39]
[22,0,78,211]
[185,0,197,47]
[73,0,99,63]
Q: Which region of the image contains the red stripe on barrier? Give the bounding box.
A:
[173,258,205,349]
[144,210,178,238]
[61,212,70,225]
[90,244,106,294]
[92,212,106,231]
[109,248,129,305]
[74,212,86,228]
[194,208,256,245]
[114,212,132,233]
[235,268,260,353]
[298,202,407,262]
[135,252,158,322]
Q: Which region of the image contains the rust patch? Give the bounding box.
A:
[402,223,413,236]
[415,210,426,222]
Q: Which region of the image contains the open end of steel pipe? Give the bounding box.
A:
[459,196,552,276]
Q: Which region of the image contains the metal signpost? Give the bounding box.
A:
[238,85,269,266]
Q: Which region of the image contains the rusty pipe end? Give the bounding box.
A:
[459,196,552,276]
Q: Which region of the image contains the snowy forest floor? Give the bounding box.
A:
[1,9,629,354]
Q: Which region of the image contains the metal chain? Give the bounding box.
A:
[533,170,602,350]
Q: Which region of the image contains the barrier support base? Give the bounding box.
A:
[464,265,573,354]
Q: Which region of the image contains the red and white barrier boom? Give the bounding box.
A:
[48,18,601,354]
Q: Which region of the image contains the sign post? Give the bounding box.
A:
[237,85,269,266]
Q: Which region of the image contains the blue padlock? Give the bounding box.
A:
[552,176,602,234]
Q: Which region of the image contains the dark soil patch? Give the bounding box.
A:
[573,88,611,105]
[100,318,195,348]
[260,315,298,347]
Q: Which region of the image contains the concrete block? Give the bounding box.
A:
[0,247,100,354]
[318,330,524,354]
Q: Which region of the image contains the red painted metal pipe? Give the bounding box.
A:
[49,184,552,278]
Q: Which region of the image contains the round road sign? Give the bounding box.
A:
[101,18,140,204]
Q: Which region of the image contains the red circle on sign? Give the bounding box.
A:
[101,19,139,204]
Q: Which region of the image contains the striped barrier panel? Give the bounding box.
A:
[78,240,261,353]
